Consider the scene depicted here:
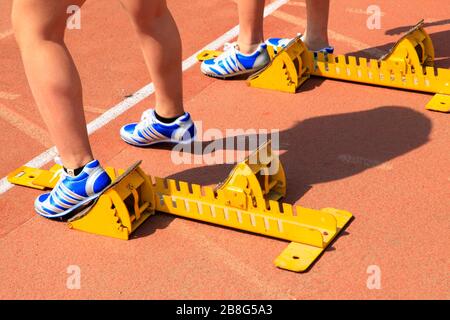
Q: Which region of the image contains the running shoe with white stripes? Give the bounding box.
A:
[266,37,334,55]
[34,159,112,219]
[201,42,270,78]
[120,109,196,147]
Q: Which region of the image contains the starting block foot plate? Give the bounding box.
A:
[68,161,156,240]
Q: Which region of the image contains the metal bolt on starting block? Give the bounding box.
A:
[7,141,352,272]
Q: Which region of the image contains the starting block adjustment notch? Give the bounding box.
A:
[311,52,450,95]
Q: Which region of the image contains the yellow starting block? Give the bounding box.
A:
[248,20,450,113]
[196,20,449,113]
[7,141,352,273]
[378,20,435,74]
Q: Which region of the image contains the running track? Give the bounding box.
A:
[0,0,449,299]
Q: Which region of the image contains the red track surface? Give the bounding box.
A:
[0,0,449,299]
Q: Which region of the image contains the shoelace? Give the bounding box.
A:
[223,42,239,51]
[136,109,157,132]
[217,42,240,71]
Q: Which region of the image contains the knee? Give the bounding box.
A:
[122,0,168,31]
[11,7,66,48]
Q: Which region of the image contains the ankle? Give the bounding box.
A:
[237,41,263,55]
[302,33,330,51]
[154,110,184,123]
[62,155,94,171]
[155,103,185,119]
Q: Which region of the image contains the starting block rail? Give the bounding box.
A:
[308,51,449,95]
[197,20,450,112]
[7,141,352,273]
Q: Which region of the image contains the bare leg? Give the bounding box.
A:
[119,0,184,118]
[12,0,92,169]
[237,0,265,54]
[304,0,330,50]
[235,0,330,53]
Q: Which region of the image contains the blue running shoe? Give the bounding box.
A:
[201,42,270,78]
[266,37,334,55]
[34,159,112,219]
[120,109,196,147]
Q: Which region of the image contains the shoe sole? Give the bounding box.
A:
[201,65,267,79]
[120,134,197,147]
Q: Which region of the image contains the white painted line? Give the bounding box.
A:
[345,7,385,16]
[0,29,13,40]
[0,91,21,100]
[84,105,108,114]
[0,0,289,195]
[286,0,306,7]
[0,103,51,147]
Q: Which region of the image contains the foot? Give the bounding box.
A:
[302,34,333,53]
[266,36,334,54]
[200,42,270,78]
[34,159,112,219]
[120,109,196,147]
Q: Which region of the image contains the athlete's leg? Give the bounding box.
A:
[237,0,265,54]
[118,0,196,147]
[119,0,184,118]
[11,0,92,169]
[13,0,112,219]
[304,0,330,50]
[235,0,330,52]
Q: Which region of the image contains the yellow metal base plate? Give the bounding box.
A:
[426,94,450,113]
[196,50,222,61]
[274,208,352,272]
[7,164,62,190]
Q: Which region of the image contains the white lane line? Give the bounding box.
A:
[0,0,289,195]
[0,91,21,100]
[0,29,13,40]
[286,0,306,7]
[345,7,385,16]
[0,103,52,147]
[84,105,108,114]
